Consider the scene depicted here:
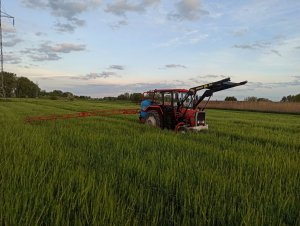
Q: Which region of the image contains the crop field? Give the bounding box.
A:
[0,99,299,225]
[206,101,300,114]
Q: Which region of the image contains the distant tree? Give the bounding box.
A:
[225,96,237,101]
[77,95,91,100]
[103,96,117,101]
[1,71,17,97]
[281,96,287,102]
[50,90,64,97]
[130,93,143,102]
[117,92,132,101]
[281,94,300,102]
[257,98,272,102]
[117,94,127,100]
[244,96,258,102]
[16,77,40,98]
[39,90,48,96]
[124,92,130,100]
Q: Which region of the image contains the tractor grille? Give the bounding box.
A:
[196,111,206,126]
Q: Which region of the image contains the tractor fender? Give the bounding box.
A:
[144,106,163,116]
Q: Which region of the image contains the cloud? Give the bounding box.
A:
[247,80,300,89]
[70,71,120,80]
[155,30,208,48]
[47,43,86,53]
[3,38,23,47]
[54,22,78,33]
[22,0,47,8]
[108,65,125,70]
[2,24,16,33]
[4,54,22,64]
[188,75,227,84]
[233,44,255,50]
[233,40,282,56]
[35,32,46,36]
[168,0,209,21]
[30,53,62,62]
[105,0,160,17]
[22,41,86,62]
[233,40,272,50]
[165,64,186,69]
[23,0,101,31]
[270,49,281,57]
[199,75,217,78]
[232,27,249,36]
[110,20,128,29]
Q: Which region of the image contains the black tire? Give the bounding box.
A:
[145,110,161,128]
[177,126,188,134]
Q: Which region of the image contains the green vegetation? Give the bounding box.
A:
[244,96,272,102]
[0,99,299,225]
[224,96,237,101]
[281,94,300,102]
[1,72,39,98]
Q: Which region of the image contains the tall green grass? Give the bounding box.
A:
[0,99,299,225]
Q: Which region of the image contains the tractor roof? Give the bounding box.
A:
[145,89,189,93]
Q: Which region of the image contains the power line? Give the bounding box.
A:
[0,0,14,98]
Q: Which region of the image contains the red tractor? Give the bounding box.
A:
[139,77,247,132]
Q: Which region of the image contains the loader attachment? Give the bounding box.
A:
[177,78,247,110]
[193,78,247,109]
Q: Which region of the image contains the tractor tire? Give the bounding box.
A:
[177,126,188,134]
[145,110,161,128]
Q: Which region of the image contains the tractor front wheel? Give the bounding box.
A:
[145,110,161,128]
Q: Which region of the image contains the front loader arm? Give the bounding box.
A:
[193,78,247,109]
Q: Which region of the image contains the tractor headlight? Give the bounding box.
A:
[198,120,205,125]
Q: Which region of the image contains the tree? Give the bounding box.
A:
[1,71,17,97]
[244,96,258,102]
[130,93,143,102]
[124,92,130,100]
[225,96,237,101]
[50,90,64,97]
[281,96,287,102]
[16,77,40,98]
[257,98,272,102]
[281,94,300,102]
[117,94,127,100]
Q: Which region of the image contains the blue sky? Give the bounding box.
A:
[3,0,300,100]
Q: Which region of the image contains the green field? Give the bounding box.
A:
[0,99,299,225]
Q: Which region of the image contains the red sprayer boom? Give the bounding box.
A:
[25,109,139,123]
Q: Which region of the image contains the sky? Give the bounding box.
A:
[2,0,300,100]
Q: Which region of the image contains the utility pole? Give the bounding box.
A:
[0,0,14,98]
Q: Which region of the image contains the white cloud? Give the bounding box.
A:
[105,0,160,16]
[155,30,208,48]
[22,42,86,62]
[23,0,102,31]
[165,64,186,69]
[168,0,209,21]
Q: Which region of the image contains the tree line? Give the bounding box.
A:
[102,92,143,102]
[225,95,300,102]
[1,71,91,99]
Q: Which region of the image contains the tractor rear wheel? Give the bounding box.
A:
[145,110,161,128]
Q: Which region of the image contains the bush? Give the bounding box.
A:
[225,96,237,101]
